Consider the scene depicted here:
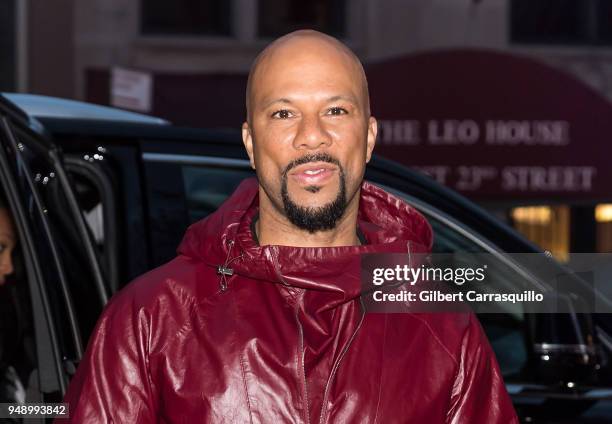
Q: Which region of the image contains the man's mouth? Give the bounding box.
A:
[289,162,337,186]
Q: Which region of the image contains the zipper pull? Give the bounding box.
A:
[217,266,233,292]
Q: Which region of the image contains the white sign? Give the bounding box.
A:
[414,165,597,193]
[377,119,571,146]
[111,67,153,112]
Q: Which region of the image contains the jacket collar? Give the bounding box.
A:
[178,177,432,301]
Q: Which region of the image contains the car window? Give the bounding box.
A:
[64,154,120,293]
[375,183,530,379]
[7,127,107,350]
[428,216,528,378]
[143,154,254,268]
[182,165,254,223]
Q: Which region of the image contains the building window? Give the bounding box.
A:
[596,203,612,253]
[510,0,612,45]
[0,0,16,91]
[141,0,232,36]
[258,0,345,38]
[511,205,570,261]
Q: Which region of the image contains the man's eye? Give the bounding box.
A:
[271,109,292,119]
[327,107,348,116]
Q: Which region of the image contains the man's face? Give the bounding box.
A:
[243,39,377,232]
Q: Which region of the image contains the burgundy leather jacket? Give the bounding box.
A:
[62,178,518,423]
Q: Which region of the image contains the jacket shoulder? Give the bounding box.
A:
[91,255,220,354]
[108,255,218,312]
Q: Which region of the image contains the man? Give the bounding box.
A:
[63,31,518,423]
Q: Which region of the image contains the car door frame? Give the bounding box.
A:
[0,113,68,397]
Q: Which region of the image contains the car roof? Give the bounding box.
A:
[2,93,169,126]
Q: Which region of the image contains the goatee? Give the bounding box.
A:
[280,153,348,233]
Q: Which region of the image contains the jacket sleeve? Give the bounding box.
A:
[446,314,519,424]
[59,292,158,423]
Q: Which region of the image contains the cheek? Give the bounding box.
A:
[341,141,368,174]
[252,145,287,191]
[339,152,368,194]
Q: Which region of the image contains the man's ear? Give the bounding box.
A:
[365,116,378,163]
[242,121,256,170]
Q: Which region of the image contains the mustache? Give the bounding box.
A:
[281,152,342,177]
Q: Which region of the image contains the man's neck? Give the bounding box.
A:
[255,192,362,247]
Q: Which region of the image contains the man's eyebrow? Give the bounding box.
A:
[327,95,359,104]
[261,98,292,109]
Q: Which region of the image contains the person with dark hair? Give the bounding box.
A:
[0,193,26,411]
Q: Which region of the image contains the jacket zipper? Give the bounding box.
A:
[295,303,310,424]
[318,297,366,424]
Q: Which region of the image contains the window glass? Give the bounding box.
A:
[143,160,253,268]
[0,0,16,91]
[510,0,612,45]
[182,165,254,223]
[141,0,232,36]
[258,0,345,38]
[511,0,586,44]
[72,173,104,246]
[428,217,528,378]
[12,128,104,347]
[596,203,612,253]
[66,156,120,293]
[510,205,570,261]
[380,184,528,378]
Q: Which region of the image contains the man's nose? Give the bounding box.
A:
[292,114,332,150]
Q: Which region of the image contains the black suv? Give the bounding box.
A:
[1,93,610,422]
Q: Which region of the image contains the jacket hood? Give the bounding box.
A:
[178,177,432,303]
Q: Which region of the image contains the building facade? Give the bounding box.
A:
[3,0,612,257]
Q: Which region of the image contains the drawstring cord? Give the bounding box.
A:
[217,240,243,292]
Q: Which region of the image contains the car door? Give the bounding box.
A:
[0,98,108,402]
[139,139,601,397]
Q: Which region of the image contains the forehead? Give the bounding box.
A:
[251,40,365,106]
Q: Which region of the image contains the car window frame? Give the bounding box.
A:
[1,113,111,366]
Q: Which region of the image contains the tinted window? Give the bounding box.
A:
[66,153,121,293]
[379,184,529,378]
[10,128,105,347]
[182,165,254,223]
[144,157,254,268]
[141,0,232,36]
[428,217,528,378]
[511,0,612,45]
[259,0,345,38]
[0,0,16,91]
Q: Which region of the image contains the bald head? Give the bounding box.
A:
[241,30,378,243]
[245,30,370,123]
